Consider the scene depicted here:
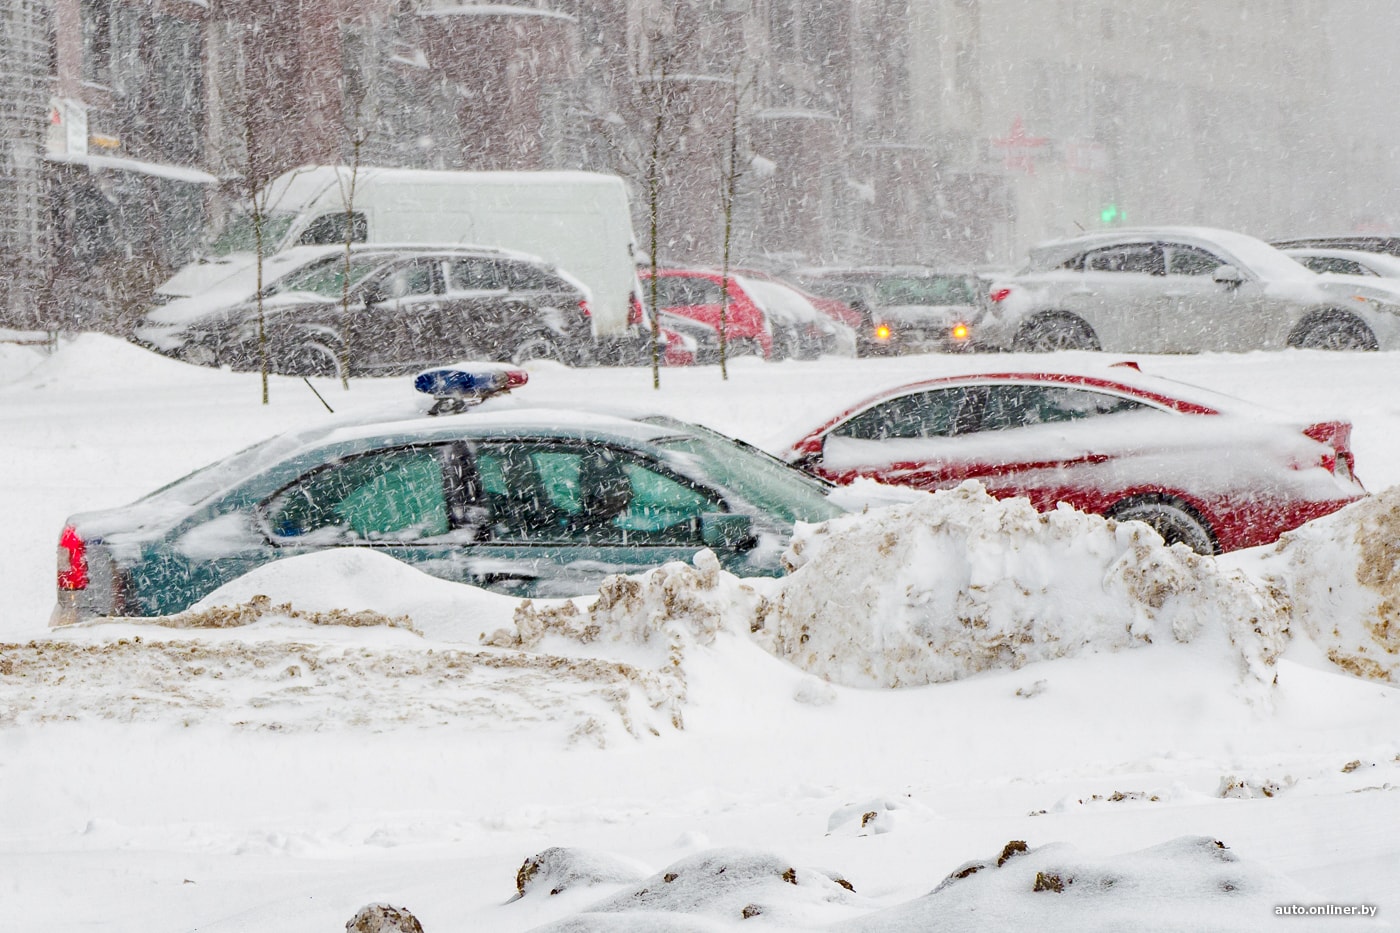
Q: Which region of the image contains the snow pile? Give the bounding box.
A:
[191,548,520,643]
[489,550,772,727]
[529,848,868,931]
[1243,486,1400,682]
[832,836,1384,932]
[762,482,1286,689]
[514,847,652,898]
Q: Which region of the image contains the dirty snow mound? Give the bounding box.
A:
[834,835,1384,932]
[764,482,1285,688]
[0,634,675,741]
[489,551,771,727]
[515,846,652,898]
[529,848,867,931]
[1243,486,1400,682]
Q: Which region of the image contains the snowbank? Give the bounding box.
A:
[762,482,1285,689]
[1239,485,1400,682]
[833,836,1384,932]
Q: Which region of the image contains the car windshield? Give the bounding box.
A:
[874,275,977,306]
[268,255,389,298]
[655,434,843,525]
[206,210,298,256]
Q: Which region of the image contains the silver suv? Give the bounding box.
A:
[974,227,1400,352]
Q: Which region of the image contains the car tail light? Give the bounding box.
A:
[989,287,1012,303]
[1303,420,1358,480]
[578,299,593,319]
[628,293,645,326]
[58,525,89,591]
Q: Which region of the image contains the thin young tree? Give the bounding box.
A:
[715,68,755,382]
[598,17,689,389]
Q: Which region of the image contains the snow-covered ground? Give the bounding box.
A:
[3,336,1400,931]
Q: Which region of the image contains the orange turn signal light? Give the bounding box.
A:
[951,323,970,341]
[874,324,892,340]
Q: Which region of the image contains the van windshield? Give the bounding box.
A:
[207,210,298,256]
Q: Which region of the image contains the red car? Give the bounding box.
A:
[785,363,1365,554]
[642,269,774,360]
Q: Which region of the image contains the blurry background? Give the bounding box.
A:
[3,0,1399,330]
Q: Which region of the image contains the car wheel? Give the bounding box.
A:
[510,332,569,365]
[272,336,344,378]
[1293,315,1378,351]
[1012,314,1100,352]
[1108,496,1216,555]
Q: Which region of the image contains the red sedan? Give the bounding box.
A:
[785,363,1365,554]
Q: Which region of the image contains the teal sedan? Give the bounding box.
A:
[52,369,845,625]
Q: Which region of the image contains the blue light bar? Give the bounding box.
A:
[413,365,528,414]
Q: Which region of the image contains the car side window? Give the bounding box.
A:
[499,262,546,291]
[445,258,506,291]
[298,212,367,246]
[978,385,1145,432]
[832,388,981,440]
[475,442,720,545]
[1166,245,1227,276]
[655,276,723,308]
[1084,243,1164,275]
[1300,256,1370,276]
[378,260,438,300]
[263,445,453,542]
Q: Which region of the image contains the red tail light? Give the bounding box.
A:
[628,293,645,326]
[989,287,1012,303]
[1303,420,1358,479]
[58,525,89,591]
[578,299,593,318]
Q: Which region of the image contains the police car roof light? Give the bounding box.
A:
[414,365,528,415]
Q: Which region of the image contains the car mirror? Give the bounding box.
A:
[1212,265,1244,287]
[700,512,755,550]
[789,435,826,472]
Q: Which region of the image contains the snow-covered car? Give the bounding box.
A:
[51,366,845,625]
[976,227,1400,352]
[1282,247,1400,279]
[1271,234,1400,259]
[134,245,596,373]
[790,267,982,355]
[783,362,1365,554]
[738,277,856,359]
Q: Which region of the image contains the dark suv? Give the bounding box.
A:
[137,246,595,375]
[789,266,981,355]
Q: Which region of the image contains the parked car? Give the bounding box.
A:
[1271,235,1400,259]
[51,365,846,625]
[976,227,1400,352]
[728,268,863,330]
[158,166,647,360]
[783,362,1364,554]
[137,246,596,375]
[789,266,981,355]
[1282,247,1400,279]
[737,277,855,359]
[642,269,772,360]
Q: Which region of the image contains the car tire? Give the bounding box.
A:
[1012,314,1101,352]
[1292,314,1378,351]
[510,332,570,365]
[1108,495,1216,555]
[272,336,345,378]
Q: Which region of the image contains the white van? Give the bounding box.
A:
[159,166,643,343]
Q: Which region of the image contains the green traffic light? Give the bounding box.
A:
[1100,203,1121,224]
